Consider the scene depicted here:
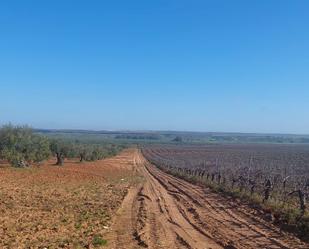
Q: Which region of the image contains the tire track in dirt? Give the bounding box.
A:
[106,149,308,249]
[150,167,301,248]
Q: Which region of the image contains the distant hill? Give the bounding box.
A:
[34,129,309,144]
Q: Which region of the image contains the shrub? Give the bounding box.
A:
[92,235,107,247]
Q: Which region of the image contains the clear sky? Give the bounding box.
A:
[0,1,308,134]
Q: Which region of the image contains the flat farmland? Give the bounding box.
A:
[142,144,309,201]
[0,149,139,249]
[142,144,309,176]
[1,146,308,249]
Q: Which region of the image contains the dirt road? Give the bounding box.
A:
[105,150,308,249]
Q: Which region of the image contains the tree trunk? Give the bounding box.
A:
[56,153,64,166]
[263,179,272,202]
[297,190,306,216]
[80,153,84,162]
[250,185,255,195]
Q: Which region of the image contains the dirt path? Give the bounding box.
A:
[105,150,308,249]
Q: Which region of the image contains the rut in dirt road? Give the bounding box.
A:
[105,149,308,249]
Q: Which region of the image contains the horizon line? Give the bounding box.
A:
[33,127,309,137]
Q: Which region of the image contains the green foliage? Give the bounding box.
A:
[0,124,126,167]
[49,138,125,164]
[50,139,76,165]
[0,124,50,167]
[92,235,107,247]
[77,144,118,162]
[50,139,70,157]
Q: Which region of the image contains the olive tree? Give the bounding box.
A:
[75,144,89,162]
[50,139,72,165]
[0,124,50,167]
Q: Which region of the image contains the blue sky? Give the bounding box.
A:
[0,1,308,134]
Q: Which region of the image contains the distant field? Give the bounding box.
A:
[35,129,309,144]
[0,149,139,248]
[143,143,309,177]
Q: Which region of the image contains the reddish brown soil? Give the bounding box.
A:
[1,149,307,248]
[105,150,308,249]
[0,149,138,249]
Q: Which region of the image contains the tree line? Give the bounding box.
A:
[0,124,124,167]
